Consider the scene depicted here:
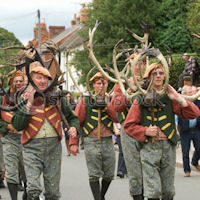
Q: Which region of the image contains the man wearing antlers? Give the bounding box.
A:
[112,79,144,200]
[0,70,27,200]
[11,62,79,200]
[124,63,200,200]
[75,72,118,200]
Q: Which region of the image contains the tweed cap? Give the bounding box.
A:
[30,62,52,79]
[8,70,25,86]
[143,63,163,79]
[183,52,189,57]
[90,72,108,83]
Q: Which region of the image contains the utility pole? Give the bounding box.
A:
[37,9,41,54]
[65,51,69,90]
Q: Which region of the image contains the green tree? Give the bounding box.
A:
[154,0,193,53]
[187,0,200,51]
[0,27,22,75]
[72,0,162,87]
[72,0,198,89]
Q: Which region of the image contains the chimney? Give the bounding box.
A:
[34,22,48,46]
[79,5,88,23]
[49,26,65,39]
[71,13,77,26]
[74,13,77,22]
[71,20,76,26]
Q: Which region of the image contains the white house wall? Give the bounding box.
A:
[59,48,84,93]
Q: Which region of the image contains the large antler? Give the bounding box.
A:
[65,51,83,95]
[88,21,119,83]
[126,20,149,67]
[126,20,149,50]
[112,40,139,99]
[192,33,200,39]
[165,44,173,66]
[130,47,169,96]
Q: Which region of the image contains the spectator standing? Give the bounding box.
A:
[178,53,199,91]
[62,92,77,156]
[114,123,127,178]
[177,85,200,177]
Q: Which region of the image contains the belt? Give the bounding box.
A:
[189,126,198,131]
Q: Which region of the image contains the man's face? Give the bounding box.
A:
[150,68,165,88]
[183,55,189,61]
[186,88,193,96]
[65,93,71,103]
[192,87,198,95]
[32,73,49,91]
[93,79,108,95]
[12,76,24,91]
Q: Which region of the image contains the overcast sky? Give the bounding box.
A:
[0,0,91,45]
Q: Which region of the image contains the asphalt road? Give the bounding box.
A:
[0,140,200,200]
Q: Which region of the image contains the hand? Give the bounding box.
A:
[7,124,18,134]
[69,144,79,155]
[115,129,121,136]
[128,77,135,85]
[145,125,158,137]
[167,85,180,100]
[167,85,187,106]
[156,128,167,141]
[126,88,132,95]
[27,89,36,105]
[68,127,77,138]
[105,93,110,105]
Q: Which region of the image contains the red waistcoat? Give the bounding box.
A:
[1,96,14,123]
[21,99,62,144]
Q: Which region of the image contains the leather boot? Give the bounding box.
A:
[100,179,111,200]
[133,194,144,200]
[27,197,39,200]
[89,180,101,200]
[7,182,18,200]
[0,177,5,188]
[22,182,27,200]
[148,199,160,200]
[162,199,173,200]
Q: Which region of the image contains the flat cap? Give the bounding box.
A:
[30,62,52,79]
[183,53,189,57]
[8,70,25,86]
[143,63,163,79]
[90,72,108,83]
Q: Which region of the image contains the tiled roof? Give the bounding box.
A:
[41,24,87,52]
[59,24,87,51]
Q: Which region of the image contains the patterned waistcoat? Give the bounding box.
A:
[1,96,14,124]
[21,98,62,144]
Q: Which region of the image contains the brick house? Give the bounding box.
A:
[26,5,88,93]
